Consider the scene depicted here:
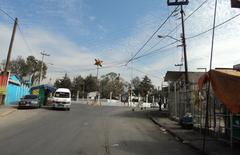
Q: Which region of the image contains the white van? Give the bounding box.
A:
[52,88,71,110]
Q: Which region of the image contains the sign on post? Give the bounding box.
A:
[231,0,240,8]
[0,72,10,94]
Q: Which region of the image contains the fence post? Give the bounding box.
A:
[230,113,233,148]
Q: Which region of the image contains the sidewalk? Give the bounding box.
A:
[0,105,17,117]
[148,110,240,155]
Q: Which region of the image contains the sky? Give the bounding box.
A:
[0,0,240,87]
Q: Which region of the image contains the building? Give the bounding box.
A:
[5,74,31,106]
[30,84,56,106]
[164,71,205,120]
[87,91,98,100]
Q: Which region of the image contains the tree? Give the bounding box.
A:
[9,55,47,84]
[71,75,85,98]
[25,56,47,84]
[131,76,141,96]
[84,74,98,93]
[54,73,72,89]
[9,56,27,76]
[139,76,154,97]
[100,72,124,99]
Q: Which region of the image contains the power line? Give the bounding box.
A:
[0,7,15,21]
[136,1,240,63]
[131,41,178,62]
[17,25,35,56]
[0,7,36,57]
[186,12,240,40]
[138,0,208,58]
[166,0,208,37]
[126,66,160,80]
[126,6,179,65]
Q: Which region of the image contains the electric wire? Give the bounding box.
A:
[138,0,208,58]
[186,12,240,40]
[126,66,160,80]
[135,1,239,62]
[126,6,179,65]
[0,7,15,21]
[131,41,178,62]
[0,7,36,57]
[17,25,35,56]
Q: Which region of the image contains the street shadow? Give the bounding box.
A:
[17,106,39,110]
[149,110,169,118]
[41,106,69,111]
[113,109,152,120]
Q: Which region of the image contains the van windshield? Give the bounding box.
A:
[24,95,38,99]
[54,92,70,98]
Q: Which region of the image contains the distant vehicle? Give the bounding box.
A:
[18,94,40,108]
[140,102,151,110]
[52,88,71,110]
[150,102,159,108]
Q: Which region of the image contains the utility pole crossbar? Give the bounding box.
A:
[39,51,50,85]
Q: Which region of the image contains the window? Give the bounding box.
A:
[24,95,38,99]
[55,92,70,98]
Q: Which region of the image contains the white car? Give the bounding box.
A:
[52,88,71,110]
[140,102,151,110]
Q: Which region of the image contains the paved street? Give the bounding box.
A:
[0,103,200,155]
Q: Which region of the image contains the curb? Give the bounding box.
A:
[148,114,208,155]
[0,108,17,117]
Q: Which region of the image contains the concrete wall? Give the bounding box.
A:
[5,75,30,106]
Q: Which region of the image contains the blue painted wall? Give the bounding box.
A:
[5,75,30,106]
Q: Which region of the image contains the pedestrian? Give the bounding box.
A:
[158,99,162,111]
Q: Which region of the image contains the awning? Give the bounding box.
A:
[31,84,56,93]
[198,69,240,113]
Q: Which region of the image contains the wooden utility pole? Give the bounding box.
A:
[180,5,189,88]
[39,51,50,85]
[4,18,18,73]
[167,0,190,115]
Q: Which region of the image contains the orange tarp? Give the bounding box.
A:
[198,69,240,113]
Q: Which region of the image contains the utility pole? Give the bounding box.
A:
[4,18,18,73]
[39,51,50,85]
[167,0,190,115]
[180,5,189,87]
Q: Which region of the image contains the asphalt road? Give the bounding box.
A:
[0,103,200,155]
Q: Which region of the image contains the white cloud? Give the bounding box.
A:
[0,24,97,82]
[1,0,240,87]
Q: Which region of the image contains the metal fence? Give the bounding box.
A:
[166,81,240,146]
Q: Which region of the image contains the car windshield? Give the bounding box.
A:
[24,95,38,99]
[54,92,70,98]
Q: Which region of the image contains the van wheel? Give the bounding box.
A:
[66,108,70,111]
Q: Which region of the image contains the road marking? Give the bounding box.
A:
[0,109,17,117]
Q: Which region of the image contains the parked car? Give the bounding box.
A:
[18,94,41,108]
[52,88,71,110]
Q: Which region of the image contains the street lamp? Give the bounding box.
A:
[157,35,181,42]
